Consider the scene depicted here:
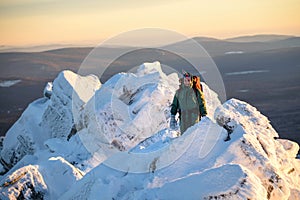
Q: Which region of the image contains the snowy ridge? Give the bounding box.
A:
[0,71,100,170]
[0,61,299,199]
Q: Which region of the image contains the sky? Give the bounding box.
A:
[0,0,299,46]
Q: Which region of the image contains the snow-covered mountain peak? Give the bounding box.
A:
[136,61,166,77]
[51,70,101,109]
[0,61,299,200]
[215,98,274,133]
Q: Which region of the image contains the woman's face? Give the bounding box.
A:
[183,77,191,86]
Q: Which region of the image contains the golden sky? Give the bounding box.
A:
[1,0,299,46]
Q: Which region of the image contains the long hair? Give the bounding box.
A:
[192,76,202,91]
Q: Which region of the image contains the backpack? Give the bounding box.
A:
[192,75,203,94]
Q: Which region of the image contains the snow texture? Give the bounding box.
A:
[0,70,100,170]
[0,61,299,200]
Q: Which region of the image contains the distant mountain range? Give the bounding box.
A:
[1,34,299,54]
[165,35,300,57]
[225,34,296,42]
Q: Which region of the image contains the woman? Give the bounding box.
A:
[170,72,207,134]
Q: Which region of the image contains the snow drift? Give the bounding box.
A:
[0,61,299,200]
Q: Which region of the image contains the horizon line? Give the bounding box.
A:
[0,33,299,53]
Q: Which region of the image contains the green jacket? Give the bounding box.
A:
[171,85,207,133]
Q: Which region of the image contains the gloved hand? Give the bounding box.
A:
[170,115,177,129]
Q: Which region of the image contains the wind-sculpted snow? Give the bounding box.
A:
[132,164,267,200]
[60,110,299,200]
[42,70,101,139]
[76,62,181,163]
[0,70,100,171]
[0,155,83,199]
[0,164,47,200]
[215,99,300,199]
[0,62,299,200]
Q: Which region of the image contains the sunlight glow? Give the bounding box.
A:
[0,0,299,46]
